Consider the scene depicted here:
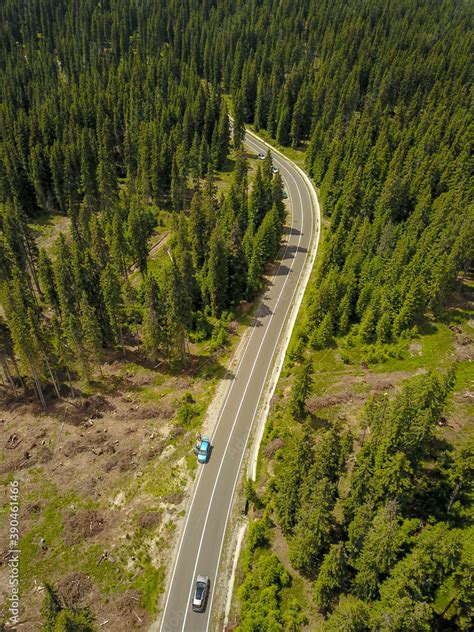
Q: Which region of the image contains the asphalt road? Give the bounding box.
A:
[156,131,318,632]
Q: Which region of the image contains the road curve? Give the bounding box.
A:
[154,131,319,632]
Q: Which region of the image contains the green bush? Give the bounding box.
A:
[208,319,228,351]
[242,517,271,571]
[238,552,292,631]
[176,393,197,427]
[339,351,353,364]
[190,311,212,342]
[363,346,390,365]
[362,343,406,366]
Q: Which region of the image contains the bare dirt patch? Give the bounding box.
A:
[263,438,285,459]
[408,341,422,356]
[117,403,174,422]
[455,389,474,404]
[307,392,356,412]
[138,511,162,530]
[115,589,150,629]
[129,373,154,387]
[162,491,184,505]
[63,509,105,546]
[0,442,53,474]
[119,403,165,420]
[5,432,22,449]
[453,331,473,361]
[59,572,94,604]
[66,394,114,425]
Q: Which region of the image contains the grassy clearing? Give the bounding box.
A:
[134,562,165,613]
[29,213,71,252]
[17,437,193,619]
[19,481,125,596]
[214,156,237,193]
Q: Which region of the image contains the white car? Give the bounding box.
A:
[192,575,210,612]
[258,152,265,160]
[272,166,279,173]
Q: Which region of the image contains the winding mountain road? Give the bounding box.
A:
[154,130,320,632]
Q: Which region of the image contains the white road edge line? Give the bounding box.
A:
[157,133,297,632]
[222,522,247,628]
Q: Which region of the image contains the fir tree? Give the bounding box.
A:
[142,274,168,362]
[126,200,155,275]
[100,263,125,352]
[313,544,348,614]
[289,358,313,419]
[206,229,228,317]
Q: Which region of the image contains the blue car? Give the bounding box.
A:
[197,436,211,464]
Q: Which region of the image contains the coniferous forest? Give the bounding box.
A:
[0,0,286,403]
[0,0,472,630]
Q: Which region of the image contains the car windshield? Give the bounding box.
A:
[195,582,205,599]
